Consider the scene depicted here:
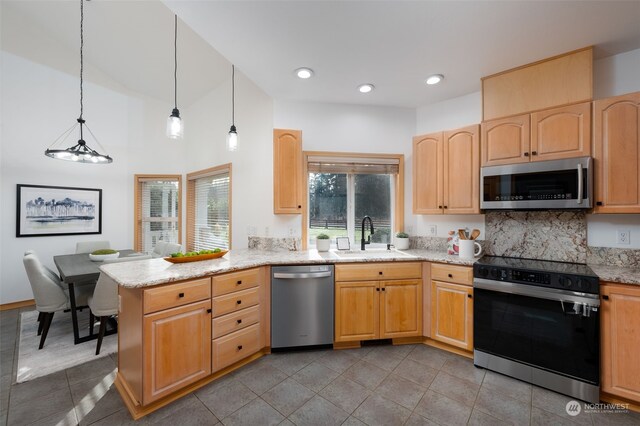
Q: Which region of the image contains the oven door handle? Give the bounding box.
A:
[474,278,600,306]
[577,163,583,204]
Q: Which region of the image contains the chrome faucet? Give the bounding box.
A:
[360,216,375,250]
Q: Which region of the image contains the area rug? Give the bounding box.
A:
[17,310,117,383]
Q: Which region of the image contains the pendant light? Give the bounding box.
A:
[227,64,238,151]
[45,0,112,164]
[166,14,183,139]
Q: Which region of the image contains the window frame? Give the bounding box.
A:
[133,174,182,253]
[186,163,233,252]
[302,151,404,250]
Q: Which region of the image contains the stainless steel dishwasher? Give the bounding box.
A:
[271,265,334,349]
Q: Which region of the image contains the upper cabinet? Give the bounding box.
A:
[481,102,591,167]
[273,129,303,214]
[413,125,480,215]
[593,92,640,213]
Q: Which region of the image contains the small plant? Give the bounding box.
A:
[316,233,330,240]
[91,249,118,255]
[396,232,409,238]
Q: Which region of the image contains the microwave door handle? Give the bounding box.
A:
[577,163,583,204]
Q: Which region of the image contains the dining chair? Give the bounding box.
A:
[89,254,151,355]
[151,241,168,258]
[151,241,182,258]
[75,241,111,254]
[23,251,92,349]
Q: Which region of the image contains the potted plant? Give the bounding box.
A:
[316,233,331,252]
[395,232,410,250]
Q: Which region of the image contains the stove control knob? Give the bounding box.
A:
[489,268,498,279]
[500,269,508,280]
[575,279,587,291]
[558,276,573,288]
[477,267,489,278]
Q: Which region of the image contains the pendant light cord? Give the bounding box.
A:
[174,14,178,110]
[79,0,84,141]
[232,64,235,125]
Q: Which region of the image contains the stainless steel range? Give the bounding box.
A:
[473,256,600,403]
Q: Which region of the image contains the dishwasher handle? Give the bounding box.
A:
[273,271,332,279]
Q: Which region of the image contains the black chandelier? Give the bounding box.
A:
[45,0,112,164]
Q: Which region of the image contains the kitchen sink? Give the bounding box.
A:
[331,249,414,259]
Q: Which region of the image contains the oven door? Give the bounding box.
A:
[474,278,600,384]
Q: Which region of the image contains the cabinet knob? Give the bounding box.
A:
[438,205,442,209]
[376,287,380,292]
[178,292,185,298]
[444,206,448,209]
[531,151,537,156]
[237,319,242,324]
[298,205,302,209]
[596,201,603,206]
[467,294,473,299]
[236,300,242,305]
[237,280,242,285]
[237,345,243,350]
[448,274,453,278]
[381,287,386,292]
[207,308,212,313]
[524,152,530,157]
[603,295,609,300]
[379,271,383,275]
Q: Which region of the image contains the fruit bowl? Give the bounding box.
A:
[164,250,228,263]
[89,252,120,262]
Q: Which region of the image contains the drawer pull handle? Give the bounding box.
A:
[207,309,212,313]
[236,300,242,305]
[237,345,243,350]
[178,292,185,298]
[237,280,242,285]
[379,271,383,275]
[603,295,609,300]
[237,319,242,324]
[467,294,472,299]
[448,274,453,278]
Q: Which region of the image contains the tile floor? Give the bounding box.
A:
[1,306,639,426]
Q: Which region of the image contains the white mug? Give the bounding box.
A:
[459,239,483,259]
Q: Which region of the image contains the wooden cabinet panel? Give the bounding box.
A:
[593,92,640,213]
[212,323,261,372]
[143,300,211,403]
[431,281,473,351]
[212,287,259,317]
[212,268,260,297]
[143,278,211,314]
[335,262,422,282]
[481,114,530,166]
[444,125,480,214]
[335,281,379,342]
[273,129,303,214]
[212,305,260,339]
[413,133,444,214]
[601,283,640,402]
[380,280,422,338]
[430,264,473,286]
[531,102,591,161]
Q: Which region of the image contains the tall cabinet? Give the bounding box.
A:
[273,129,303,214]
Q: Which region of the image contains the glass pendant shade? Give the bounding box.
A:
[166,108,183,139]
[227,125,238,151]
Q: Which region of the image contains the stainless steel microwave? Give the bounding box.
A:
[481,157,592,210]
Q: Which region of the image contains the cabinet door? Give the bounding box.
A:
[531,102,591,161]
[601,284,640,402]
[380,280,422,338]
[593,92,640,213]
[143,300,211,404]
[481,114,530,166]
[412,132,443,214]
[431,281,473,351]
[273,129,303,214]
[335,281,379,342]
[443,125,480,214]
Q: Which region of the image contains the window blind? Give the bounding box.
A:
[187,165,231,251]
[135,177,181,253]
[307,155,400,174]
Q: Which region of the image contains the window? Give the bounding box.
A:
[187,164,232,251]
[305,154,404,249]
[134,175,181,253]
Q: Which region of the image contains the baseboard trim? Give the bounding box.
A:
[333,341,361,350]
[0,299,35,311]
[600,392,640,413]
[423,338,473,359]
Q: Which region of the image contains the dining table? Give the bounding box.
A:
[53,249,139,344]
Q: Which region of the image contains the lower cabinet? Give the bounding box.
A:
[601,283,640,403]
[143,299,212,403]
[430,280,473,351]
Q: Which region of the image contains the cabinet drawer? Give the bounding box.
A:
[143,278,211,314]
[212,305,260,339]
[431,263,473,286]
[212,287,259,318]
[335,262,422,281]
[212,268,261,297]
[212,323,261,372]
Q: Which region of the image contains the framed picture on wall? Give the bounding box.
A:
[16,184,102,237]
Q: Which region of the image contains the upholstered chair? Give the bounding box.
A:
[75,241,111,254]
[88,254,151,354]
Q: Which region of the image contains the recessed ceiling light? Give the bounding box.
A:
[295,67,314,79]
[358,84,375,93]
[426,74,444,85]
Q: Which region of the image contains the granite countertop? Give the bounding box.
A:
[101,248,477,288]
[587,264,640,286]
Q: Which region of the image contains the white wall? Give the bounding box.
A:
[0,51,185,304]
[594,48,640,99]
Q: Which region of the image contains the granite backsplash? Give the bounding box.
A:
[248,237,301,252]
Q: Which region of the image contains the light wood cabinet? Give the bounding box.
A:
[601,283,640,403]
[273,129,303,214]
[413,125,480,215]
[335,263,423,343]
[482,102,591,166]
[593,92,640,213]
[431,280,473,351]
[143,300,211,403]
